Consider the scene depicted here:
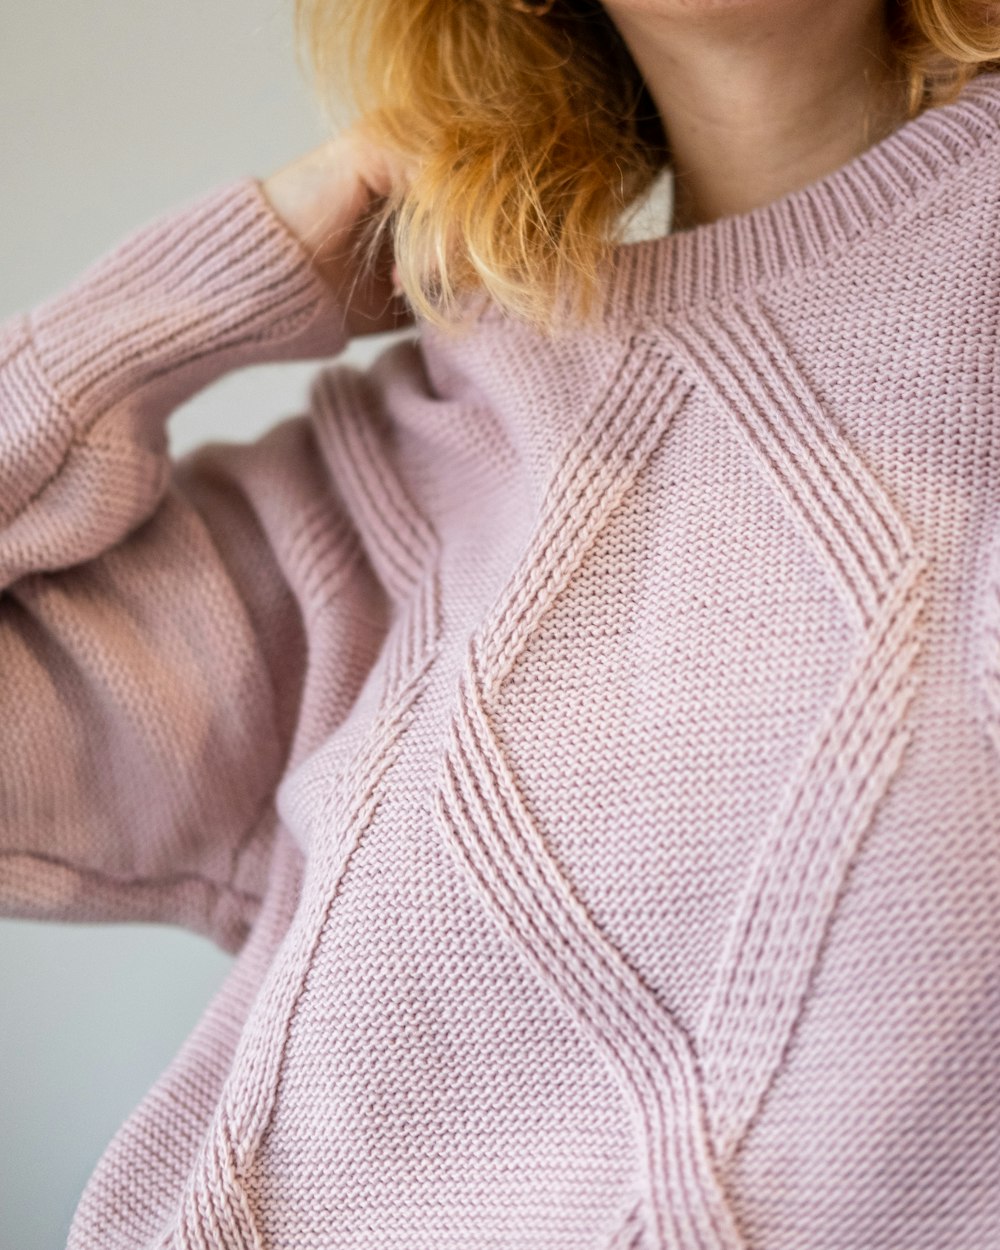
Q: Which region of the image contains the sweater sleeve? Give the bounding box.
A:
[0,177,379,953]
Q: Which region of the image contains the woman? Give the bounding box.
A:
[2,2,999,1247]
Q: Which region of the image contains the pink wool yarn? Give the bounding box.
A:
[2,69,1000,1250]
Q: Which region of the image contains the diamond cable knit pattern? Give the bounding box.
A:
[669,299,931,1170]
[2,69,1000,1250]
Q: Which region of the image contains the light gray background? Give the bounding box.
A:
[0,6,673,1246]
[0,4,411,1247]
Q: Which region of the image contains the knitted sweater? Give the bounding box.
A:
[2,68,1000,1250]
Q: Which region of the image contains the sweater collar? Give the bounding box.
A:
[600,68,1000,324]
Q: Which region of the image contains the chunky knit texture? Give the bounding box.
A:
[3,69,1000,1250]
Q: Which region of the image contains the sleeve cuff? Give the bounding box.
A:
[25,175,351,423]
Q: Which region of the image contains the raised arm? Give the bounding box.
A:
[0,172,396,953]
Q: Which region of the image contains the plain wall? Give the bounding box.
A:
[0,3,410,1247]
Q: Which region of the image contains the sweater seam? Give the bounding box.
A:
[3,329,82,517]
[4,302,324,540]
[0,846,265,907]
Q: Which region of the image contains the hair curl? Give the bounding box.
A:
[292,0,1000,338]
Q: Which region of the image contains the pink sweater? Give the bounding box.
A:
[3,69,1000,1250]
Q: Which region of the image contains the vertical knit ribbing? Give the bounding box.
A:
[29,178,345,422]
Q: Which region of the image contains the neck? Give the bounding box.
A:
[602,0,911,230]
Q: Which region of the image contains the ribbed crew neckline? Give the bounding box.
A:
[600,68,1000,325]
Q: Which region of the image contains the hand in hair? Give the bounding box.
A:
[262,124,416,339]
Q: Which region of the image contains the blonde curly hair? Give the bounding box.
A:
[293,0,1000,338]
